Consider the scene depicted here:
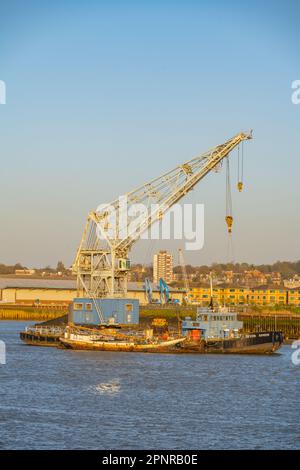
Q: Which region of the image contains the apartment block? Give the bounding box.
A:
[153,251,173,284]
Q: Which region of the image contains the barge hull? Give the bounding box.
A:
[180,331,284,354]
[59,337,186,353]
[20,331,61,347]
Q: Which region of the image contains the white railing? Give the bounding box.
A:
[25,326,64,335]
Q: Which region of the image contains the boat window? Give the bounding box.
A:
[85,303,92,311]
[73,303,83,310]
[126,303,133,312]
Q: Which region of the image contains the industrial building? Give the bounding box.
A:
[0,278,185,306]
[0,277,299,307]
[189,286,300,306]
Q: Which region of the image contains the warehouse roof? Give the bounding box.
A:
[0,278,184,293]
[0,278,76,289]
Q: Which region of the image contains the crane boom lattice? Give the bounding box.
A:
[73,131,252,298]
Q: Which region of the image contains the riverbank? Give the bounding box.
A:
[0,306,66,321]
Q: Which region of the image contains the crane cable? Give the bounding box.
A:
[225,157,233,234]
[237,142,244,192]
[225,157,235,261]
[226,228,235,262]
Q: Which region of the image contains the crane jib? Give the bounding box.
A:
[73,131,253,299]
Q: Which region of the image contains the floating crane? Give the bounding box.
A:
[73,131,253,299]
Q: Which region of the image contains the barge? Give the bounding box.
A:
[20,325,64,347]
[179,306,283,354]
[60,325,186,352]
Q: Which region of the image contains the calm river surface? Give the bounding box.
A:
[0,321,299,450]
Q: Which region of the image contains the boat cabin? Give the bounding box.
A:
[182,307,243,340]
[69,298,139,326]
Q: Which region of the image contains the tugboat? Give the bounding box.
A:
[180,307,283,354]
[179,280,283,354]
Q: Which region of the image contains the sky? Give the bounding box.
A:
[0,0,299,268]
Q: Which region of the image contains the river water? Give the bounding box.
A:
[0,321,299,450]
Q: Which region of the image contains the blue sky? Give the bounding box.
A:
[0,0,299,267]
